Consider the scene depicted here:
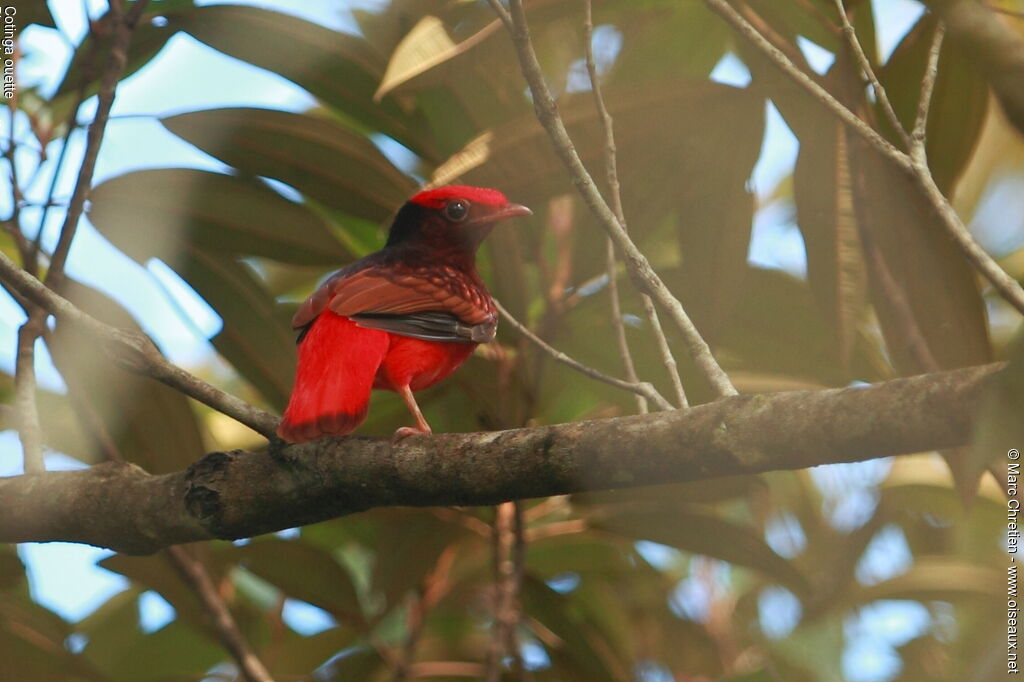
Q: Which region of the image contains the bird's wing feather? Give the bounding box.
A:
[292,266,494,330]
[351,311,496,343]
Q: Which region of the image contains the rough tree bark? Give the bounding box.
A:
[0,363,999,554]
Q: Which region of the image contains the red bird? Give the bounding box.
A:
[277,186,531,443]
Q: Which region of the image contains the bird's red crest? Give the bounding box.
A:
[410,185,508,209]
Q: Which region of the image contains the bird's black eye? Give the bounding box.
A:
[444,199,470,222]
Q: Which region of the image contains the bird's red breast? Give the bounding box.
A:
[277,186,531,443]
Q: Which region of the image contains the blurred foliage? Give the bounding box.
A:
[2,0,1023,680]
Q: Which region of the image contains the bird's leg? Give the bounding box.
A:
[393,384,432,442]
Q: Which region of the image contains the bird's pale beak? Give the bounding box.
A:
[475,202,532,225]
[499,203,533,219]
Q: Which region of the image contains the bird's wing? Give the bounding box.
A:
[292,266,496,343]
[350,311,497,343]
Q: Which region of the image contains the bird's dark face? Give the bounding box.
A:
[386,185,532,257]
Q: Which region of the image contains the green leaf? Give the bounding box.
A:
[87,169,349,265]
[526,532,634,578]
[592,509,810,597]
[791,49,870,369]
[8,0,57,28]
[744,0,841,55]
[673,126,762,340]
[100,550,226,634]
[845,557,1003,604]
[431,79,762,249]
[370,511,467,610]
[46,281,207,474]
[877,14,989,194]
[107,620,225,682]
[521,576,626,682]
[318,645,387,681]
[0,546,25,591]
[375,14,502,101]
[51,2,189,118]
[747,24,991,378]
[0,587,103,681]
[177,248,296,411]
[268,626,360,678]
[850,140,992,374]
[608,0,731,81]
[694,266,888,386]
[161,107,416,224]
[227,538,365,628]
[78,588,144,675]
[973,329,1024,490]
[771,612,845,682]
[165,4,432,158]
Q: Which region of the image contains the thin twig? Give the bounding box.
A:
[391,546,457,682]
[5,104,45,471]
[640,294,688,407]
[702,0,1024,316]
[488,0,737,398]
[3,110,34,268]
[52,356,272,682]
[584,1,645,415]
[486,502,526,682]
[832,0,912,150]
[707,0,906,165]
[14,322,45,472]
[911,23,945,153]
[44,0,150,293]
[584,0,688,410]
[854,192,939,373]
[165,546,276,682]
[31,4,103,272]
[495,299,674,411]
[604,240,647,413]
[13,0,149,474]
[0,249,280,438]
[510,502,527,681]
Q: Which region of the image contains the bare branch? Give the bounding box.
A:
[832,0,911,150]
[0,363,1000,554]
[495,299,674,411]
[488,0,737,398]
[165,546,276,682]
[641,294,688,408]
[0,249,280,439]
[583,0,687,410]
[486,501,525,682]
[702,0,1024,317]
[604,240,647,413]
[11,0,151,473]
[54,328,273,682]
[911,23,946,154]
[14,322,45,472]
[708,0,906,165]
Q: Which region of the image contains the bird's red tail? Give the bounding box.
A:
[277,313,389,442]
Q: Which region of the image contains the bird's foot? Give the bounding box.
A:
[391,425,431,444]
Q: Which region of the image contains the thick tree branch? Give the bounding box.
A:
[0,363,999,555]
